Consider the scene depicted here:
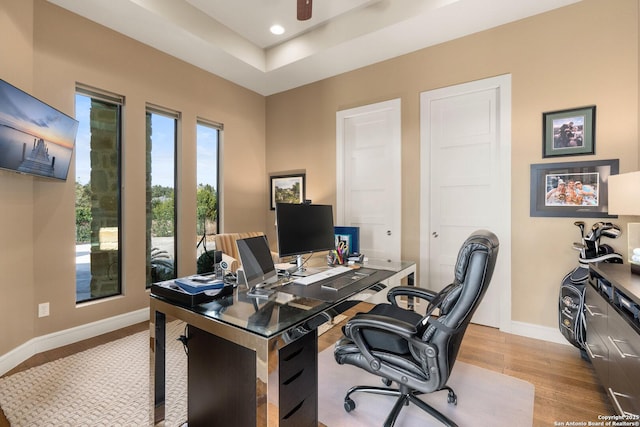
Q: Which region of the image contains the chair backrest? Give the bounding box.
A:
[418,229,499,381]
[214,231,266,261]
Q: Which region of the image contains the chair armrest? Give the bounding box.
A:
[344,313,417,341]
[343,313,432,374]
[387,286,438,306]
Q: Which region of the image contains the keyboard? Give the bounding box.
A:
[293,266,352,285]
[320,273,364,291]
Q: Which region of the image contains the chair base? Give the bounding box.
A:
[343,383,458,427]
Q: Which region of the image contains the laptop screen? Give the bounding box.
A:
[236,235,278,288]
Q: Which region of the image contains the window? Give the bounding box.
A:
[75,86,123,303]
[146,106,178,286]
[195,120,221,273]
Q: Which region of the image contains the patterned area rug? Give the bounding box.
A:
[0,315,347,427]
[0,321,188,427]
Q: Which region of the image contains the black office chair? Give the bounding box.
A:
[333,230,499,427]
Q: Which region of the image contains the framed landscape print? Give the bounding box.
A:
[530,159,618,218]
[543,105,596,158]
[270,173,305,210]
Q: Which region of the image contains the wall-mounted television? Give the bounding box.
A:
[0,78,78,181]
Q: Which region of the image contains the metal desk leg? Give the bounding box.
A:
[151,308,166,425]
[407,271,415,310]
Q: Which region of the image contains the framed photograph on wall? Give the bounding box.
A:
[530,159,618,218]
[543,105,596,158]
[270,173,305,210]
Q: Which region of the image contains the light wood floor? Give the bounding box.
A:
[1,302,614,426]
[318,303,614,426]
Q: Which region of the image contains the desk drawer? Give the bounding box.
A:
[279,331,318,424]
[585,284,609,336]
[280,394,317,427]
[607,309,640,403]
[608,362,640,416]
[585,332,609,388]
[280,330,317,375]
[279,361,317,413]
[585,284,610,387]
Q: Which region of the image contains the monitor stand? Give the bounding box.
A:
[291,254,322,277]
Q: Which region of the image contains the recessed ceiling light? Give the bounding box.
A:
[270,24,285,35]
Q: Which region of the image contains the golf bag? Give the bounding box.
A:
[559,221,623,353]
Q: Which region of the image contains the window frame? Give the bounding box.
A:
[146,104,180,286]
[197,117,222,231]
[75,84,124,303]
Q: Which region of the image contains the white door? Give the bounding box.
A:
[336,99,401,262]
[420,75,511,330]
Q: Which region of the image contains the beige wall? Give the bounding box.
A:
[265,0,640,329]
[0,0,266,355]
[0,0,37,358]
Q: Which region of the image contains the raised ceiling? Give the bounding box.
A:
[48,0,581,96]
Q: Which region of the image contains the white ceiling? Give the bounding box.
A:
[48,0,581,96]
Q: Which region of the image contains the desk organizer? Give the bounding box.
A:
[151,280,233,306]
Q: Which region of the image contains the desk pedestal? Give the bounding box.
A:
[277,329,318,426]
[187,325,317,426]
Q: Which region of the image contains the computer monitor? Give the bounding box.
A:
[275,203,335,273]
[235,235,278,289]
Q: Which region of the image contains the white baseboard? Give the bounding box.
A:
[509,320,571,346]
[0,308,149,377]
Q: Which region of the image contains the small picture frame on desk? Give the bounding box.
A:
[334,226,359,257]
[270,173,305,210]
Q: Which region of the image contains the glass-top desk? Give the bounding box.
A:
[149,261,415,426]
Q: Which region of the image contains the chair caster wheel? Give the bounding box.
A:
[382,378,392,386]
[447,390,457,405]
[344,398,356,412]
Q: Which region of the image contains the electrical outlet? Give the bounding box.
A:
[38,302,50,318]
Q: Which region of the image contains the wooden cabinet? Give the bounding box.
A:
[586,264,640,417]
[584,285,610,389]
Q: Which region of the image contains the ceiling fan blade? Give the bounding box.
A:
[297,0,312,21]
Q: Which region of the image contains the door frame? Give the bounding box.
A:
[419,75,512,332]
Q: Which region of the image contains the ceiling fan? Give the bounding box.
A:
[297,0,312,21]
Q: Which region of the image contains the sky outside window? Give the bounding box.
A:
[197,123,218,188]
